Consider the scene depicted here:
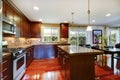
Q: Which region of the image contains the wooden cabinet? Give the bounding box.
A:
[26,46,34,67]
[21,16,30,37]
[2,54,12,80]
[14,12,21,37]
[34,45,57,59]
[60,23,69,38]
[2,0,30,38]
[58,46,95,80]
[30,22,42,38]
[57,47,70,80]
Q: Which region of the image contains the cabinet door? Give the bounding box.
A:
[30,22,41,38]
[2,54,12,80]
[64,55,70,80]
[6,4,14,21]
[2,1,7,16]
[26,48,30,67]
[14,12,21,37]
[34,45,56,59]
[60,23,69,38]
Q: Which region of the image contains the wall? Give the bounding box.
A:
[69,26,105,46]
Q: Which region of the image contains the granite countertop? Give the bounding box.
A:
[6,43,70,49]
[33,42,70,45]
[58,45,103,56]
[2,52,11,57]
[7,44,34,49]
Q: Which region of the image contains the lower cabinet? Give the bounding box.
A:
[58,47,94,80]
[26,46,34,67]
[58,47,70,80]
[34,45,57,59]
[2,54,12,80]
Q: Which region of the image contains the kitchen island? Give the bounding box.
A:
[58,45,103,80]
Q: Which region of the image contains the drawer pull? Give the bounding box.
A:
[2,60,8,64]
[2,68,7,72]
[3,75,8,80]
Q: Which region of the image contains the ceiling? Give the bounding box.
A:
[11,0,120,26]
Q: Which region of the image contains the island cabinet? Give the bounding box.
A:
[26,46,34,67]
[58,45,103,80]
[2,53,12,80]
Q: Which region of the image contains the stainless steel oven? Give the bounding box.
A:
[13,53,26,80]
[13,48,26,80]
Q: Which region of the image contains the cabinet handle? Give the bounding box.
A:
[3,75,8,80]
[63,58,65,64]
[2,68,7,72]
[28,52,30,56]
[64,55,69,59]
[2,60,8,64]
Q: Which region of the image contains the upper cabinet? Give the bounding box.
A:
[13,11,21,37]
[21,16,30,37]
[2,0,30,38]
[30,22,42,38]
[60,23,69,38]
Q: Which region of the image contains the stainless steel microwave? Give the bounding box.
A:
[2,16,16,34]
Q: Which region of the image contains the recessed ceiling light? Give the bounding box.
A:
[39,19,42,22]
[92,20,95,22]
[64,21,68,23]
[106,13,111,17]
[33,6,39,11]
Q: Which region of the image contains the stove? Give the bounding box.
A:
[3,46,26,80]
[3,47,26,59]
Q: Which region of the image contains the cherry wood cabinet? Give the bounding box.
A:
[60,23,69,38]
[30,22,42,38]
[2,0,30,38]
[26,46,34,67]
[58,46,96,80]
[2,54,12,80]
[57,47,70,80]
[21,16,30,37]
[13,11,21,37]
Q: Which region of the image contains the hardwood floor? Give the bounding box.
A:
[22,58,120,80]
[22,58,64,80]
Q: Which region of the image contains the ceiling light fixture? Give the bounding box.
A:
[71,12,74,27]
[106,13,111,17]
[33,6,39,11]
[64,21,68,23]
[86,0,92,31]
[39,19,42,22]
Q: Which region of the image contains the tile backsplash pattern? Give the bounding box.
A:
[3,37,26,46]
[3,37,69,46]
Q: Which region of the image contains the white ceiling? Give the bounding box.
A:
[11,0,120,26]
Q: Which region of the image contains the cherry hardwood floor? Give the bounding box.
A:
[22,58,120,80]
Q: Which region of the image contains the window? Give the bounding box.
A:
[42,27,60,42]
[69,27,87,45]
[107,28,119,46]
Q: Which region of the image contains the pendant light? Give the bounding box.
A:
[86,0,92,31]
[71,12,74,27]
